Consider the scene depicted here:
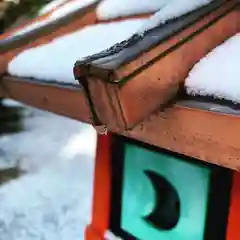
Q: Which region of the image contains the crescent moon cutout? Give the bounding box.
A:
[143,170,180,230]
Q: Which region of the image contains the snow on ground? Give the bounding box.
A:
[0,99,97,240]
[12,0,98,37]
[8,18,147,83]
[185,33,240,103]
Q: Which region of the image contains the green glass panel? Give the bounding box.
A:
[121,143,211,240]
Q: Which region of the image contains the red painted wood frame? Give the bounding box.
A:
[227,172,240,240]
[85,134,112,240]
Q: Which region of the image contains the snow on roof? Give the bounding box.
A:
[97,0,213,23]
[12,20,51,37]
[8,18,147,83]
[96,0,165,20]
[12,0,98,37]
[185,33,240,103]
[38,0,68,15]
[9,0,214,39]
[12,0,214,38]
[50,0,97,20]
[137,0,213,33]
[7,0,219,85]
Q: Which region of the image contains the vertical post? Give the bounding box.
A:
[227,172,240,240]
[85,134,112,240]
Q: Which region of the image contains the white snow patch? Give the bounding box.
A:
[97,0,213,31]
[96,0,165,20]
[1,99,24,108]
[105,231,123,240]
[0,102,96,172]
[0,100,97,240]
[8,18,147,83]
[50,0,98,20]
[10,0,213,38]
[38,0,68,15]
[138,0,213,33]
[12,21,50,37]
[185,33,240,103]
[12,0,98,37]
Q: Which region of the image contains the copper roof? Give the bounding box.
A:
[0,0,240,169]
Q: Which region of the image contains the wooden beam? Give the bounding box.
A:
[227,172,240,240]
[2,76,240,171]
[85,134,112,240]
[0,76,92,123]
[125,100,240,171]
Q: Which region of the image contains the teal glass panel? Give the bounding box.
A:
[121,143,211,240]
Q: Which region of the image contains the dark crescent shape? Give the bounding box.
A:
[143,170,180,230]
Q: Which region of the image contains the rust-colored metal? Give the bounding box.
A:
[85,134,112,240]
[86,77,126,132]
[80,4,240,132]
[0,76,92,123]
[0,2,239,173]
[124,102,240,171]
[227,172,240,240]
[3,75,240,171]
[115,0,239,78]
[118,8,239,129]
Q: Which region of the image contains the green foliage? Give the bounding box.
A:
[1,0,53,30]
[18,0,52,17]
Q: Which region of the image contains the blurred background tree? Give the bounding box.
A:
[0,0,52,33]
[0,0,54,133]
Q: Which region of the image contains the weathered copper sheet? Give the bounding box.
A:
[2,76,240,170]
[0,76,92,123]
[125,99,240,171]
[75,2,240,131]
[76,0,232,71]
[0,1,239,171]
